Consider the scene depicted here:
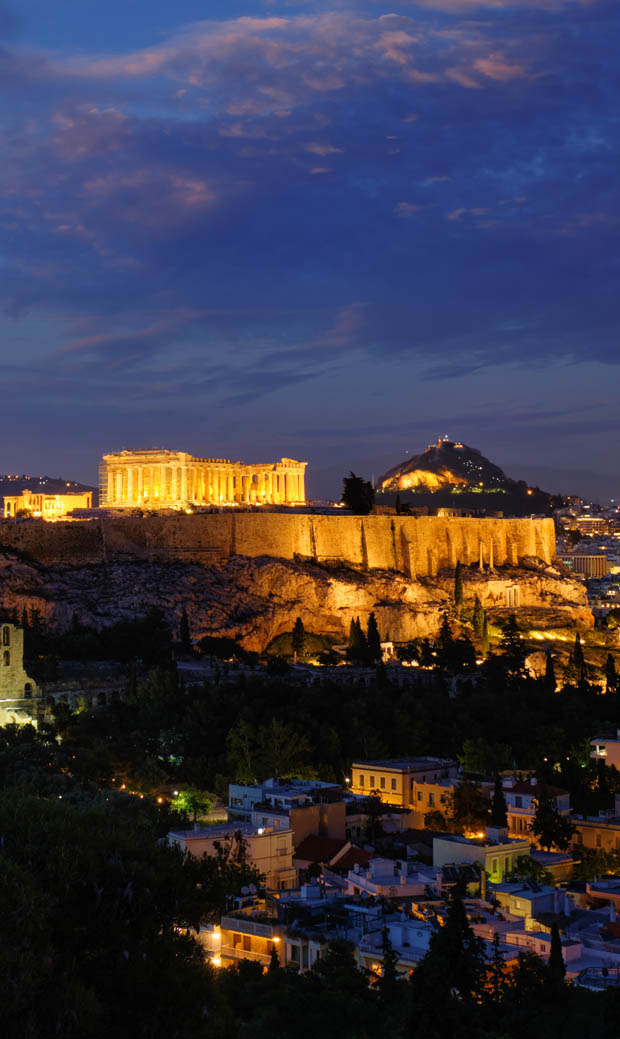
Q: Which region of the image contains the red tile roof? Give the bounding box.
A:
[294,835,372,870]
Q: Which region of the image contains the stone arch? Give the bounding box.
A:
[24,682,32,698]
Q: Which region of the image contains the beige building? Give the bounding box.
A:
[100,449,307,509]
[168,821,297,890]
[4,489,93,519]
[0,624,40,725]
[433,831,531,884]
[350,757,459,809]
[591,735,620,771]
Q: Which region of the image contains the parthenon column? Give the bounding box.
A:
[116,470,122,503]
[107,469,115,504]
[298,470,305,503]
[227,474,234,501]
[181,467,188,502]
[127,468,135,503]
[137,467,144,503]
[285,472,294,503]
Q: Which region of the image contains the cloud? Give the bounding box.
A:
[1,0,620,458]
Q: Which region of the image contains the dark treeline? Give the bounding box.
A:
[36,643,620,821]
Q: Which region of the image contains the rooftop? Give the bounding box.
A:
[169,822,292,840]
[506,781,569,797]
[352,757,455,771]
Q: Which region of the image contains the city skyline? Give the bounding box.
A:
[2,1,620,498]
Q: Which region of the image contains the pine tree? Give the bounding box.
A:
[341,472,375,515]
[411,894,485,1005]
[179,607,191,653]
[490,774,508,829]
[20,607,29,630]
[366,612,381,664]
[481,612,489,657]
[544,651,556,692]
[454,561,464,613]
[605,653,618,693]
[473,596,484,639]
[292,616,305,665]
[269,944,280,973]
[532,787,576,851]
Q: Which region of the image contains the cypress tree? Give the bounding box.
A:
[419,638,433,667]
[490,774,508,829]
[20,607,29,630]
[268,944,280,974]
[546,922,566,990]
[605,653,618,693]
[379,926,400,1000]
[292,616,305,665]
[348,617,357,648]
[473,596,484,639]
[454,561,464,613]
[179,608,191,653]
[481,612,489,657]
[573,633,584,671]
[438,612,453,652]
[544,651,556,692]
[347,617,366,664]
[366,612,382,664]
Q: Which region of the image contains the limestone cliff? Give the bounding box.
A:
[0,548,591,652]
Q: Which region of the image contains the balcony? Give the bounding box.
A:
[221,945,271,966]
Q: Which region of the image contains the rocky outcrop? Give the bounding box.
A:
[0,549,591,652]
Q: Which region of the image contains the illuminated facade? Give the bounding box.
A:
[0,624,40,725]
[350,757,459,808]
[100,450,307,508]
[4,489,93,519]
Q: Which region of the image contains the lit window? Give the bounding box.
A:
[380,777,385,789]
[370,776,375,787]
[391,779,396,791]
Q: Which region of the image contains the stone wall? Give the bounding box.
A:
[0,513,556,573]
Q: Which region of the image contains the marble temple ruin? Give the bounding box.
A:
[100,450,307,509]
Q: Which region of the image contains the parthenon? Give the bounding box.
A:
[100,450,308,508]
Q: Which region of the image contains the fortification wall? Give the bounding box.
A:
[0,513,556,573]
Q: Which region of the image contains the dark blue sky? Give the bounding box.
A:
[2,0,619,498]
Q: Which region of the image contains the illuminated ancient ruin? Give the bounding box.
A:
[100,450,307,508]
[3,489,93,519]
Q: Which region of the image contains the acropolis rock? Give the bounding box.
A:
[0,513,590,651]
